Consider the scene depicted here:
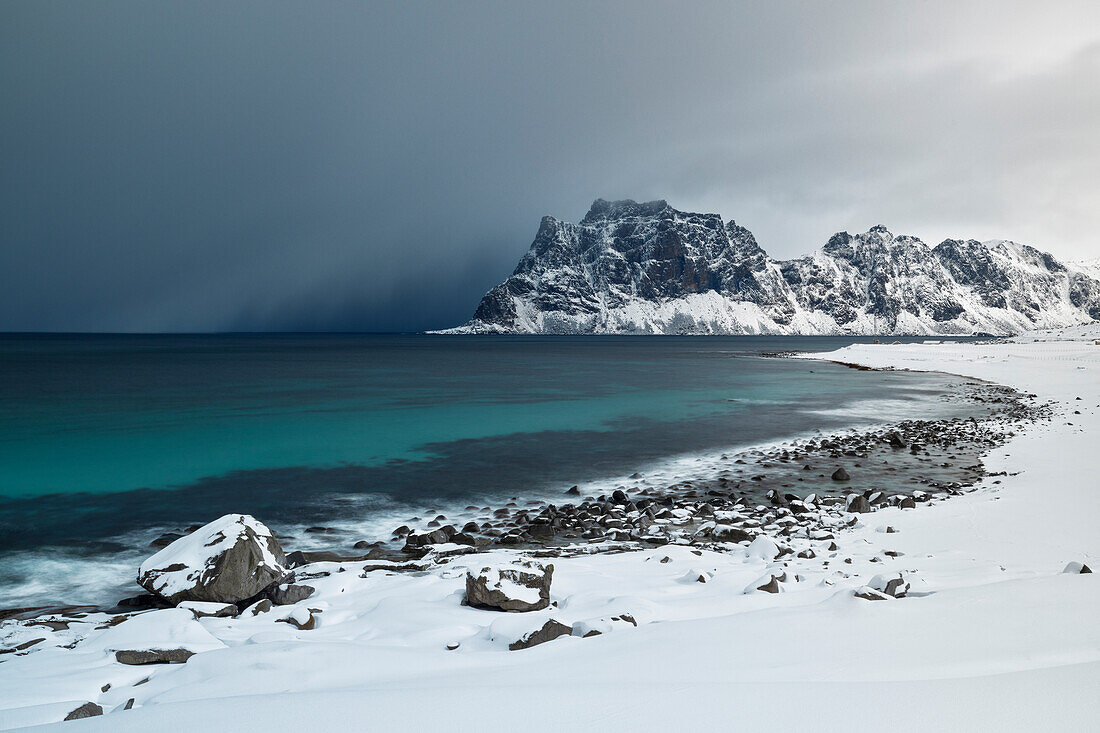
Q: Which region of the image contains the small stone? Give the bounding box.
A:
[831,467,851,481]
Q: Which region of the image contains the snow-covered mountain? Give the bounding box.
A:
[449,199,1100,335]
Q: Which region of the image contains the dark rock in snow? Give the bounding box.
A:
[465,560,553,612]
[711,525,754,543]
[846,494,871,513]
[64,703,103,720]
[115,648,195,665]
[268,583,315,606]
[508,619,573,650]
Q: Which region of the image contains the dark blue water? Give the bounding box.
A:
[0,334,978,606]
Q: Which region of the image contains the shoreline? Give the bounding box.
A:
[2,374,1041,618]
[1,328,1097,731]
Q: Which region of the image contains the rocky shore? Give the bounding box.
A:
[1,377,1044,623]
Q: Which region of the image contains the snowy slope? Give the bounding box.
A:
[448,199,1100,335]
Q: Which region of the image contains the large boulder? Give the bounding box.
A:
[137,514,288,605]
[465,559,553,612]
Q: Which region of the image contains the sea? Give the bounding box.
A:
[0,334,983,608]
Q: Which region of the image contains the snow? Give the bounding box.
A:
[2,328,1100,730]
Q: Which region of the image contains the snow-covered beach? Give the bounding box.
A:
[1,328,1098,731]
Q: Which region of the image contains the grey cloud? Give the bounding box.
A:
[1,1,1098,331]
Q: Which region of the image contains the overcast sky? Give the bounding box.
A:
[2,1,1098,332]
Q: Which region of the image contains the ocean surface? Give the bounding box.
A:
[0,334,982,607]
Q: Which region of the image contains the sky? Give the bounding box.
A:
[2,1,1099,332]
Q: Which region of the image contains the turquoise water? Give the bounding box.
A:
[0,334,983,606]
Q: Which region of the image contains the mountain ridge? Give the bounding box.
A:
[447,199,1100,335]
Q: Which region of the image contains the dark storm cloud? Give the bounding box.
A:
[2,1,1098,332]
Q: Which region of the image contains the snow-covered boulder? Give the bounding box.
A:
[465,559,553,612]
[747,535,780,561]
[88,608,226,664]
[868,572,910,598]
[846,494,872,513]
[137,514,288,604]
[711,524,754,543]
[1063,561,1093,574]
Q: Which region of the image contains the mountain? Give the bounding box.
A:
[448,199,1100,335]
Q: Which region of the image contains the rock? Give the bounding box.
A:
[115,648,195,665]
[611,489,628,504]
[124,698,135,710]
[149,532,183,548]
[137,514,288,605]
[565,486,581,496]
[886,431,907,449]
[845,494,871,513]
[462,521,481,533]
[831,467,851,481]
[1063,561,1093,574]
[403,525,456,549]
[277,608,317,630]
[745,574,781,594]
[465,560,553,612]
[508,619,573,650]
[64,702,103,721]
[712,525,753,543]
[268,583,315,606]
[115,593,171,611]
[525,523,554,540]
[869,573,910,598]
[854,586,891,601]
[898,496,917,509]
[285,550,355,566]
[177,601,238,618]
[248,598,272,616]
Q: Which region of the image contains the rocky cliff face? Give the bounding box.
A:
[452,199,1100,335]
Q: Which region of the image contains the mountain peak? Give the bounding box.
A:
[450,199,1100,335]
[582,198,670,223]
